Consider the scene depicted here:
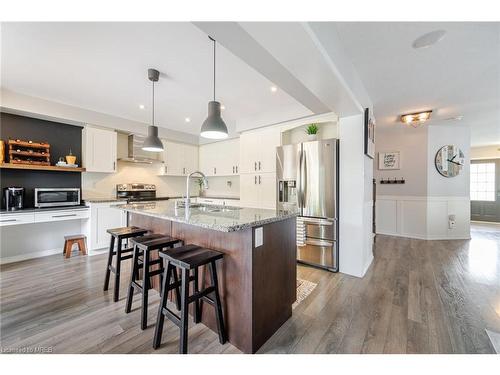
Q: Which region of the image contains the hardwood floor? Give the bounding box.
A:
[1,223,499,354]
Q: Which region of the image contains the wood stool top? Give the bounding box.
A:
[106,226,148,238]
[131,234,182,251]
[160,244,223,269]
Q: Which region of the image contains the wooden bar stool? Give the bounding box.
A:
[63,234,87,258]
[103,226,148,302]
[125,233,183,330]
[153,244,227,354]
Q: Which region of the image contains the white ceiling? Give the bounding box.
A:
[335,22,500,146]
[1,22,312,138]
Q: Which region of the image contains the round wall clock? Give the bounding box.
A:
[435,145,464,177]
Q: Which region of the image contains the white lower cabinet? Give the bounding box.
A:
[34,208,90,223]
[85,202,127,251]
[0,212,35,226]
[240,173,276,209]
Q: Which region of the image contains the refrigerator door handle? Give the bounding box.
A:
[300,150,307,208]
[297,149,303,209]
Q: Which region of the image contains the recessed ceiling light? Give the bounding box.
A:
[412,30,446,49]
[139,104,145,109]
[185,117,191,123]
[270,86,278,93]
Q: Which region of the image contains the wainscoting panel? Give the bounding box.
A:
[376,195,470,240]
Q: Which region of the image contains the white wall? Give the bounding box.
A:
[338,114,373,277]
[470,144,500,160]
[82,161,197,199]
[375,126,428,196]
[375,125,471,240]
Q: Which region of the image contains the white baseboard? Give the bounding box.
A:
[0,248,62,265]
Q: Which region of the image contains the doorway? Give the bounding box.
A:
[470,159,500,222]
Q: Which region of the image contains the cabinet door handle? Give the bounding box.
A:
[236,166,238,174]
[258,161,261,170]
[214,167,217,175]
[254,176,257,184]
[52,213,78,218]
[113,161,116,171]
[254,161,257,171]
[0,219,17,223]
[183,167,186,175]
[233,166,235,174]
[259,175,261,184]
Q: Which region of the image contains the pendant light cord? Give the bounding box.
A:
[152,80,155,126]
[209,36,216,101]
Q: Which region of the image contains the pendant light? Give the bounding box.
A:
[200,36,228,139]
[142,68,164,152]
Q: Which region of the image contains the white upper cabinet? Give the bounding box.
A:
[239,127,281,174]
[160,140,199,176]
[199,138,239,177]
[82,126,117,173]
[239,173,277,209]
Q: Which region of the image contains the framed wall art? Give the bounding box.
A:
[379,151,401,170]
[364,108,375,159]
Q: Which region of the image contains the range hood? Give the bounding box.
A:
[118,134,162,163]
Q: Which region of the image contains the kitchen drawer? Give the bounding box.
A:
[303,218,336,241]
[34,209,90,223]
[0,212,35,226]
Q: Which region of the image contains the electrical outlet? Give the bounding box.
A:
[254,227,263,247]
[448,214,456,229]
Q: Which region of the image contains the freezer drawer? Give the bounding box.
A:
[297,239,337,271]
[303,218,335,241]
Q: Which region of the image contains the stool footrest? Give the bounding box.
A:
[162,307,181,327]
[188,286,215,304]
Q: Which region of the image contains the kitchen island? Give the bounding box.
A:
[116,200,297,353]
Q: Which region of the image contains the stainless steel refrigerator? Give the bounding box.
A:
[276,138,339,272]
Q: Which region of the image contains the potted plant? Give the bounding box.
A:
[305,123,319,141]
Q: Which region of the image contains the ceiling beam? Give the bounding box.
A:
[193,22,330,115]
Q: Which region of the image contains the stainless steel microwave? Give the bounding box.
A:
[34,188,81,208]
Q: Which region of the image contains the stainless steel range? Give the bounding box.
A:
[116,183,169,202]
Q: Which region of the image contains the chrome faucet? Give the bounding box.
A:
[185,171,208,207]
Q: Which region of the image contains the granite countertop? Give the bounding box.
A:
[0,205,89,215]
[116,200,297,232]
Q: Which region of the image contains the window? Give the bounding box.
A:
[470,163,495,201]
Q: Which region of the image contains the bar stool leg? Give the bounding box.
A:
[153,262,172,349]
[209,260,227,344]
[125,244,139,313]
[113,238,122,302]
[172,267,182,311]
[141,248,150,330]
[103,236,115,291]
[179,267,190,354]
[193,268,201,323]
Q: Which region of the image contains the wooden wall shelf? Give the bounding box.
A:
[0,163,86,172]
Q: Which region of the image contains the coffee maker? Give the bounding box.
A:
[3,187,25,211]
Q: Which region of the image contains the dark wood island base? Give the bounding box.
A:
[128,213,297,353]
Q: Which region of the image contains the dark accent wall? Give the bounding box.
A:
[0,113,83,209]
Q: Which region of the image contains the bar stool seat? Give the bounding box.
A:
[153,244,226,354]
[103,226,148,302]
[125,234,183,330]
